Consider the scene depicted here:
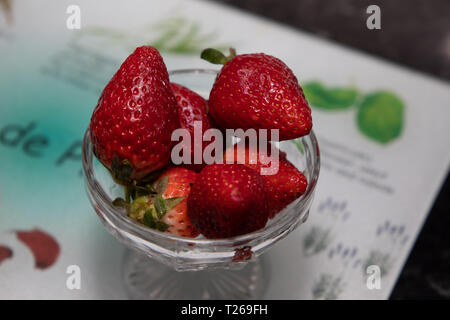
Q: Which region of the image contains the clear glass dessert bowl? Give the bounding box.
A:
[82,69,320,299]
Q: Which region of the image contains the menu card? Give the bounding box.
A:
[1,0,449,299]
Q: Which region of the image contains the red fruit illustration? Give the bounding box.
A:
[90,46,179,182]
[202,48,312,140]
[16,229,60,270]
[0,245,13,265]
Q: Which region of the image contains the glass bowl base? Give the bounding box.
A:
[122,250,269,300]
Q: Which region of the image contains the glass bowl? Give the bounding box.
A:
[82,69,320,299]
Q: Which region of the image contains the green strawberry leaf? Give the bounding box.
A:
[201,48,227,64]
[126,180,158,201]
[154,195,167,219]
[143,208,169,231]
[143,209,156,228]
[124,182,180,233]
[111,155,133,184]
[153,175,169,195]
[302,81,359,110]
[357,91,404,144]
[128,195,151,220]
[154,221,170,232]
[124,185,132,203]
[134,185,152,197]
[165,197,184,211]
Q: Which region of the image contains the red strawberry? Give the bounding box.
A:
[170,83,216,171]
[224,144,308,218]
[201,48,312,140]
[187,164,270,238]
[125,167,200,238]
[158,167,200,237]
[16,229,60,269]
[90,46,179,182]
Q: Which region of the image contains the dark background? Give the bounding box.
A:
[212,0,450,299]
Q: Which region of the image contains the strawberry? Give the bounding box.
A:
[187,164,270,238]
[121,167,200,238]
[90,46,179,182]
[224,144,308,218]
[158,167,200,237]
[201,48,312,140]
[170,82,216,171]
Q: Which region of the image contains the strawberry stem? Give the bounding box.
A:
[201,47,236,65]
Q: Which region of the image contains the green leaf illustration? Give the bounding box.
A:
[150,17,224,55]
[302,81,359,110]
[74,16,227,56]
[357,91,404,144]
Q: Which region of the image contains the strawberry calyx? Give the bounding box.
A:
[112,175,184,232]
[201,47,236,65]
[110,154,133,185]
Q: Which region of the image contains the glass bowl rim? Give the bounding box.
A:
[82,68,320,247]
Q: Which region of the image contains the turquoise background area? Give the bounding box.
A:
[0,42,99,230]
